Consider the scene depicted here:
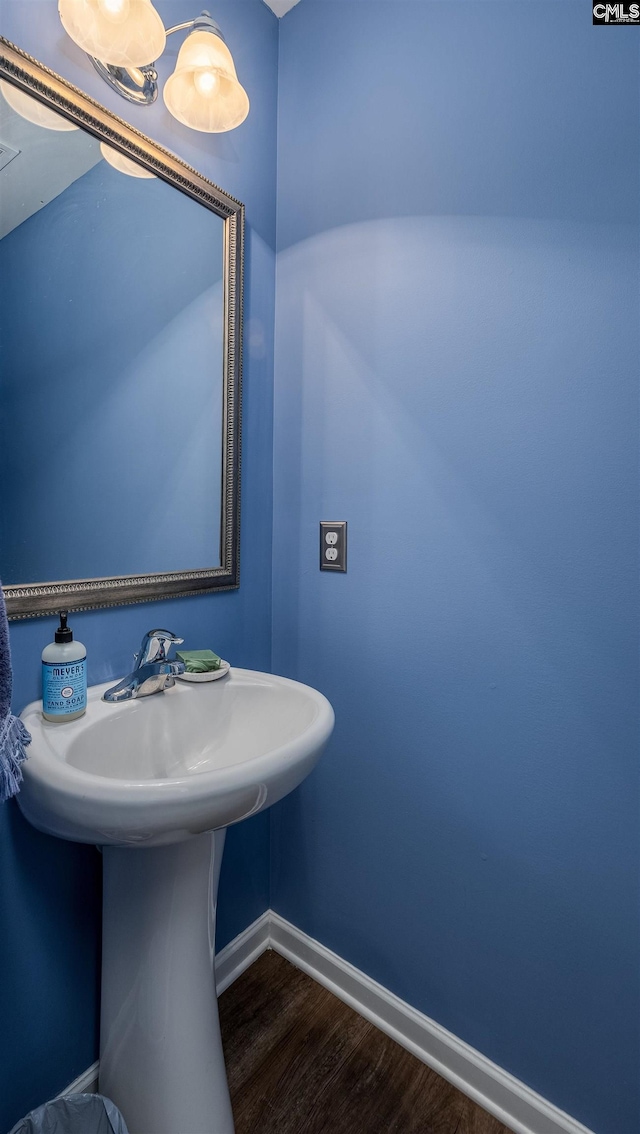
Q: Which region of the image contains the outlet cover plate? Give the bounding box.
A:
[320,521,347,572]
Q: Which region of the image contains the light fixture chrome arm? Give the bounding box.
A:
[164,20,200,37]
[164,14,223,38]
[90,57,159,105]
[88,11,224,108]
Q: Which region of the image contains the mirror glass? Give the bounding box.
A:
[0,40,242,620]
[0,77,230,593]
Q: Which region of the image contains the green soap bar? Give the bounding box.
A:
[176,649,222,673]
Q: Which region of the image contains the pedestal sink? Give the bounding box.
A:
[19,669,334,1134]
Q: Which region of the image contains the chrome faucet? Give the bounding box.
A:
[102,629,185,703]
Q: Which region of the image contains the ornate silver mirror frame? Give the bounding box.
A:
[0,38,243,620]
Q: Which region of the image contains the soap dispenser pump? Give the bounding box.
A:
[42,611,87,722]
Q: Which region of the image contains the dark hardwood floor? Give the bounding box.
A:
[219,950,514,1134]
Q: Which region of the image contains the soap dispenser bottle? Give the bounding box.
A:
[42,611,87,722]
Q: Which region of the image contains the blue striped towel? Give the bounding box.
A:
[0,581,31,802]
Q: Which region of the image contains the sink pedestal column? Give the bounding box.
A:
[99,830,234,1134]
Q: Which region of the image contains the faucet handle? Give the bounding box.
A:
[136,629,184,668]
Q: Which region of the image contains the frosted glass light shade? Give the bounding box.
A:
[0,80,79,131]
[163,30,249,133]
[58,0,166,67]
[100,141,156,178]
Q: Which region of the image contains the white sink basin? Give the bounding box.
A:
[19,668,333,847]
[18,668,334,1134]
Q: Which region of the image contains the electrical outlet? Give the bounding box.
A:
[320,521,347,572]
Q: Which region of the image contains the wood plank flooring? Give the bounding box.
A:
[219,950,514,1134]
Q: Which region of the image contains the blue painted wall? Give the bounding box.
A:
[2,2,639,1131]
[0,1,277,1128]
[271,4,639,1133]
[0,160,224,582]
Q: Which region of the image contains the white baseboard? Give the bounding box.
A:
[267,912,595,1134]
[62,911,595,1134]
[215,910,271,994]
[58,1060,99,1096]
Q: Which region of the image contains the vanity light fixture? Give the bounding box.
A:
[58,0,166,70]
[0,79,79,131]
[58,3,249,133]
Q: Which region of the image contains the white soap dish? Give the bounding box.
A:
[176,660,230,683]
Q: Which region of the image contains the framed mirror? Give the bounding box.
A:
[0,38,242,620]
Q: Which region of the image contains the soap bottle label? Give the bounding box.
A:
[42,659,87,717]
